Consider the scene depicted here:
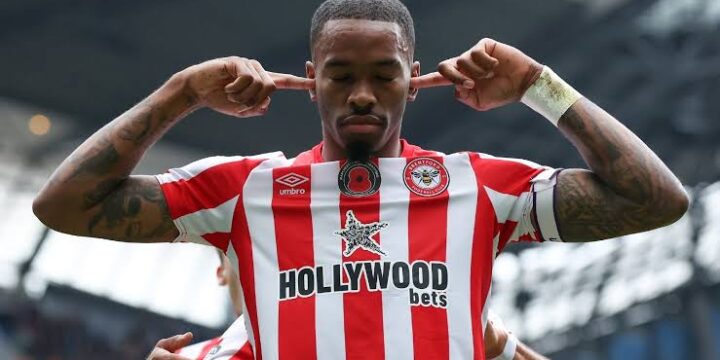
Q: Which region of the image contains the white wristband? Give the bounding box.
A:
[493,332,518,360]
[521,66,583,126]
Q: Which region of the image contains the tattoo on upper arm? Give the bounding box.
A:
[555,169,649,242]
[86,177,175,242]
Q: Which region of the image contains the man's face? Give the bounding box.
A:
[217,255,244,317]
[307,19,419,157]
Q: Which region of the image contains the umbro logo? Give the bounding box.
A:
[276,172,309,196]
[276,173,309,187]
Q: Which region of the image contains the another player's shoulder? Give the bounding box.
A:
[222,314,250,340]
[176,336,222,357]
[202,316,251,359]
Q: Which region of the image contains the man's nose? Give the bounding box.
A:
[347,80,377,110]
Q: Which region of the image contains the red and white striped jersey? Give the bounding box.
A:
[156,140,562,360]
[176,315,253,360]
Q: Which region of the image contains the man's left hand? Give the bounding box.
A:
[411,38,543,111]
[146,332,194,360]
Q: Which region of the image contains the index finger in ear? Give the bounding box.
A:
[268,72,315,90]
[248,61,277,105]
[409,72,453,89]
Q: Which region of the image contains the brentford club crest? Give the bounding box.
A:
[403,158,450,197]
[338,161,381,197]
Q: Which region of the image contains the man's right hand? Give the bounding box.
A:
[146,332,194,360]
[180,57,315,118]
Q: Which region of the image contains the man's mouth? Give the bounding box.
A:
[339,115,385,127]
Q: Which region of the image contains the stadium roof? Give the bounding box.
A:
[3,0,719,184]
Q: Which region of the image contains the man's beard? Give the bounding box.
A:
[345,141,372,162]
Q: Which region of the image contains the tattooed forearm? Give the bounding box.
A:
[65,135,121,182]
[554,99,688,242]
[64,103,163,182]
[33,75,192,243]
[116,109,153,144]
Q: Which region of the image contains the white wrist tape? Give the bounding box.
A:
[493,332,518,360]
[521,66,583,126]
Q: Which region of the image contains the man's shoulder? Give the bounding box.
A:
[451,151,545,170]
[404,145,541,168]
[156,151,289,184]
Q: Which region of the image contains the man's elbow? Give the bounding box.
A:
[653,186,690,226]
[670,187,691,220]
[33,194,57,229]
[32,193,77,234]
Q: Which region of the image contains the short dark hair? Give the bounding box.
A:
[310,0,415,58]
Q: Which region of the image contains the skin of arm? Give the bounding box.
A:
[32,57,311,243]
[484,318,549,360]
[515,345,550,360]
[412,38,689,242]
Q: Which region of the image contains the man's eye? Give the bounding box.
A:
[376,76,395,82]
[330,75,351,82]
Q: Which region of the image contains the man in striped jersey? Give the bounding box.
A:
[33,0,688,358]
[146,250,252,360]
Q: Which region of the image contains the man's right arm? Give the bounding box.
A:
[32,75,193,242]
[32,57,305,243]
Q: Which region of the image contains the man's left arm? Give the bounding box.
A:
[553,98,688,242]
[411,38,689,242]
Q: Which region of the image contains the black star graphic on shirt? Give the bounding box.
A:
[334,210,388,257]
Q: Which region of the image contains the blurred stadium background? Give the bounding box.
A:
[1,0,719,358]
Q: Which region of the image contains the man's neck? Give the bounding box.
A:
[321,138,402,162]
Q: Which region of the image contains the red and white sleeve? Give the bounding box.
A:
[154,153,281,252]
[470,153,563,253]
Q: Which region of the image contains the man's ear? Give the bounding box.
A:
[408,61,420,102]
[216,266,228,286]
[306,61,317,102]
